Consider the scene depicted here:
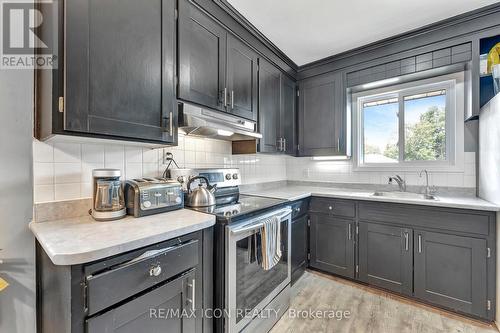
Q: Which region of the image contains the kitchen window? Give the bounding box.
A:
[353,73,465,171]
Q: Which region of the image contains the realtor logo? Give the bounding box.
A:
[1,0,58,69]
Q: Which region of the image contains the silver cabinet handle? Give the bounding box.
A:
[418,235,422,253]
[187,279,195,311]
[295,207,301,213]
[149,265,162,277]
[404,232,409,251]
[283,138,287,152]
[223,88,227,107]
[169,111,173,134]
[231,90,234,109]
[337,138,340,152]
[348,224,352,240]
[277,138,284,151]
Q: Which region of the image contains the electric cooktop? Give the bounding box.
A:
[190,194,287,223]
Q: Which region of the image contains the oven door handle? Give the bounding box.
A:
[230,209,292,236]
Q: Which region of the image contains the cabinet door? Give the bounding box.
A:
[309,214,354,278]
[298,71,345,156]
[291,214,308,284]
[65,0,177,143]
[87,270,197,333]
[281,75,297,156]
[414,230,488,318]
[178,0,226,111]
[358,223,413,295]
[226,35,258,121]
[258,59,281,153]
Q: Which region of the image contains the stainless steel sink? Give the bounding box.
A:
[372,191,437,200]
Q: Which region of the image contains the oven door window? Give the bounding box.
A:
[235,220,288,323]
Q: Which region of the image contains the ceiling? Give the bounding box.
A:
[227,0,499,66]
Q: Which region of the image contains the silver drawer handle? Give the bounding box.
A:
[418,235,422,253]
[149,265,162,277]
[404,232,409,251]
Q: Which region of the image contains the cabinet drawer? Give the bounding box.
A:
[310,197,355,218]
[359,202,492,236]
[291,199,309,219]
[86,269,196,332]
[86,239,199,315]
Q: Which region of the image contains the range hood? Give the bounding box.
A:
[178,102,262,141]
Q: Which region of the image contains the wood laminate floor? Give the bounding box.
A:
[270,271,498,333]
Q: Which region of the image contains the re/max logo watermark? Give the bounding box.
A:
[1,0,58,69]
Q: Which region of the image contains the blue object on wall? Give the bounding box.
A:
[480,35,500,107]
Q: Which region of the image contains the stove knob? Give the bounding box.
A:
[225,174,232,180]
[232,173,239,180]
[177,176,186,183]
[225,211,231,217]
[143,201,152,208]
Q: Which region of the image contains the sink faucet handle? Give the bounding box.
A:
[428,185,437,195]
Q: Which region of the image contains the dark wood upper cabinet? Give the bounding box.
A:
[178,1,259,121]
[178,0,227,112]
[64,0,177,143]
[226,35,258,121]
[256,58,297,155]
[258,58,282,153]
[281,75,297,155]
[298,71,346,156]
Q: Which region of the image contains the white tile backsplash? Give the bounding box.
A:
[55,183,81,201]
[54,142,81,163]
[32,136,476,203]
[285,152,476,188]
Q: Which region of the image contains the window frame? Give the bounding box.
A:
[352,73,465,172]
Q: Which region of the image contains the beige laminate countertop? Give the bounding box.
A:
[242,185,499,212]
[30,209,216,265]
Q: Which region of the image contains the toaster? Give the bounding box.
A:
[124,178,184,217]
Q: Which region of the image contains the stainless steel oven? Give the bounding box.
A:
[225,207,292,333]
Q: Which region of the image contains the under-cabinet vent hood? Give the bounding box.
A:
[178,102,262,141]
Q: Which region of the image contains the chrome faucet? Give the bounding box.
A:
[418,169,436,199]
[388,175,406,192]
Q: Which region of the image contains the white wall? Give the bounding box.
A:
[33,134,287,203]
[0,71,36,331]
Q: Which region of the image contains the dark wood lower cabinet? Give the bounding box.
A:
[414,230,488,318]
[309,214,355,278]
[291,214,308,284]
[358,223,413,296]
[307,198,495,321]
[36,229,212,333]
[87,270,196,333]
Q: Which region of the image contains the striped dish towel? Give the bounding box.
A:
[259,216,282,270]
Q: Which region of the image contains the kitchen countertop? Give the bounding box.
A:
[242,185,500,212]
[30,209,216,266]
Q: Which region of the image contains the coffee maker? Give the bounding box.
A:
[91,169,126,221]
